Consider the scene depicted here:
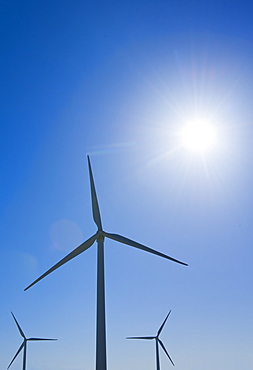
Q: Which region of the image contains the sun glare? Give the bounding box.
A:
[179,118,218,153]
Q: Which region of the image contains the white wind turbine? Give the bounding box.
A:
[8,312,57,370]
[127,311,175,369]
[24,155,187,370]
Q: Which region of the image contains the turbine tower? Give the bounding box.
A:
[25,156,187,370]
[8,312,57,370]
[127,311,175,369]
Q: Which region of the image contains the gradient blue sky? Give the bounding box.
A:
[1,1,253,369]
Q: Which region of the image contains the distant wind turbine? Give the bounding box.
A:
[24,155,187,370]
[8,312,57,370]
[127,311,175,369]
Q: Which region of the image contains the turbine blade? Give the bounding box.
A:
[87,155,102,230]
[104,232,187,266]
[157,311,171,337]
[24,233,98,291]
[11,312,26,339]
[158,339,175,366]
[126,336,155,340]
[28,338,57,341]
[7,342,24,369]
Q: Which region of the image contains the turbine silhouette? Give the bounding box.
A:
[127,311,175,369]
[24,155,187,370]
[8,312,57,370]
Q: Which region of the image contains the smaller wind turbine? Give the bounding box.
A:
[8,312,57,370]
[127,311,174,369]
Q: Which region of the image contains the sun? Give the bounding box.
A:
[179,118,218,153]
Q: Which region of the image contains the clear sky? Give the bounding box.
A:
[1,1,253,369]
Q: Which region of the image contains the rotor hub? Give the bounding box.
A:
[97,230,105,241]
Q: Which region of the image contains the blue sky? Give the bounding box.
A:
[1,1,253,369]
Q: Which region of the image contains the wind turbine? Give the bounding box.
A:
[24,155,187,370]
[127,311,175,369]
[8,312,57,370]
